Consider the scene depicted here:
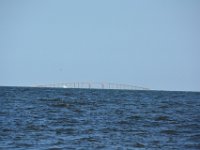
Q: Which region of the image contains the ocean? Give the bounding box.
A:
[0,86,200,149]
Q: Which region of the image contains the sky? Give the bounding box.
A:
[0,0,200,91]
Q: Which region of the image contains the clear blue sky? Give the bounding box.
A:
[0,0,200,91]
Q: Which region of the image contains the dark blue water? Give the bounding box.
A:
[0,87,200,149]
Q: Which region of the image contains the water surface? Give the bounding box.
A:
[0,87,200,149]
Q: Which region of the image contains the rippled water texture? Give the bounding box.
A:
[0,87,200,149]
